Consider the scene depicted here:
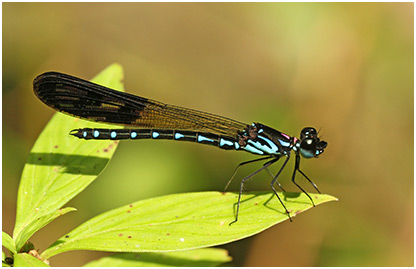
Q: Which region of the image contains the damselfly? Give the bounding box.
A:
[33,72,327,224]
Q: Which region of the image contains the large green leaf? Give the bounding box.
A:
[83,248,232,267]
[42,191,337,259]
[13,64,124,251]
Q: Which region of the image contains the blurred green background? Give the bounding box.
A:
[2,2,413,266]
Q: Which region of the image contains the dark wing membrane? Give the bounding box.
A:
[33,72,248,136]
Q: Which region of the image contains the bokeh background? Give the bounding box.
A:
[2,2,413,266]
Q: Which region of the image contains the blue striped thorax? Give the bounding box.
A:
[238,123,294,156]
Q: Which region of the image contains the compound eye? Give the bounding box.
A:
[300,127,317,140]
[300,138,317,158]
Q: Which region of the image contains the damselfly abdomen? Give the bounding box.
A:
[33,72,327,223]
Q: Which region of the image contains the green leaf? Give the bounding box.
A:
[15,208,77,253]
[2,231,16,254]
[13,253,50,267]
[13,64,124,251]
[83,248,232,267]
[42,191,337,259]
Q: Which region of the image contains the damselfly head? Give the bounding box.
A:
[299,127,327,159]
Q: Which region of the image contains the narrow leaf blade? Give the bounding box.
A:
[2,232,16,254]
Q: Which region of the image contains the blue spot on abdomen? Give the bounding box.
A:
[175,133,185,140]
[152,132,160,138]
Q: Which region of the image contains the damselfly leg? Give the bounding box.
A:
[291,154,321,207]
[229,158,279,225]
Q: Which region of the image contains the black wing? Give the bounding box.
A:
[33,72,247,136]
